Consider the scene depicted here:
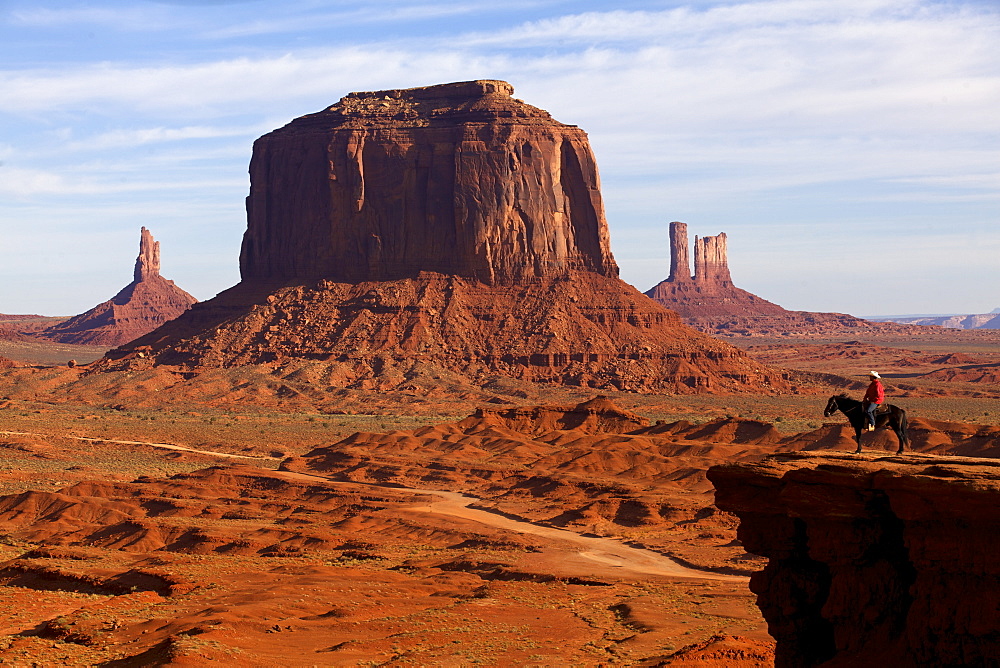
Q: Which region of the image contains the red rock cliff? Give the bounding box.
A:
[709,452,1000,667]
[240,80,617,285]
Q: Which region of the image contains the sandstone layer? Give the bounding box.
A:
[39,228,196,346]
[709,452,1000,667]
[95,82,788,395]
[646,222,915,337]
[99,271,787,393]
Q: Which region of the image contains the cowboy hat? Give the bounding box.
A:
[869,370,881,379]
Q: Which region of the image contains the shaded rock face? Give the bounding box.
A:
[709,452,1000,667]
[97,81,790,395]
[40,228,196,347]
[240,79,617,285]
[646,222,915,337]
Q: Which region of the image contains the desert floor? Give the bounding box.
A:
[0,328,997,665]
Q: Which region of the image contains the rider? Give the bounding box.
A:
[862,371,884,431]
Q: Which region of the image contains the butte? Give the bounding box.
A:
[645,221,912,337]
[95,81,787,394]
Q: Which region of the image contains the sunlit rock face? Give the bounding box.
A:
[239,80,618,285]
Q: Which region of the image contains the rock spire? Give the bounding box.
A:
[664,221,732,288]
[40,227,196,346]
[134,226,160,282]
[646,222,912,337]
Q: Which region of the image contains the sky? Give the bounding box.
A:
[1,0,997,318]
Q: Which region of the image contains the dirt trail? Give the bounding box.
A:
[408,487,745,581]
[0,430,279,461]
[273,470,746,582]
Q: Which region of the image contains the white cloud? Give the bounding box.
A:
[63,124,260,152]
[10,5,175,30]
[0,165,245,197]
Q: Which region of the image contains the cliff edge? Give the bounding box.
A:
[708,452,1000,667]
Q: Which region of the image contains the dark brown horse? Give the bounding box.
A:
[824,394,909,454]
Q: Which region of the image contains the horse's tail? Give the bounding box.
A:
[899,407,910,449]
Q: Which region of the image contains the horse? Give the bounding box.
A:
[823,393,910,454]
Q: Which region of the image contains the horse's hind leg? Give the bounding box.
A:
[854,430,863,454]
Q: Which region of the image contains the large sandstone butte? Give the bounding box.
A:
[98,81,788,394]
[39,227,196,346]
[645,222,912,337]
[709,452,1000,667]
[240,79,616,285]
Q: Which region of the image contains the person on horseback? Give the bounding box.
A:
[862,371,884,431]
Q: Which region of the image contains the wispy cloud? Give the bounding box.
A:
[202,1,510,40]
[10,5,176,30]
[0,165,245,197]
[63,124,260,152]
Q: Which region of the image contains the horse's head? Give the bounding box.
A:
[823,395,839,417]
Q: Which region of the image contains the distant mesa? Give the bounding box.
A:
[645,221,913,337]
[95,81,788,394]
[870,311,1000,330]
[39,227,197,347]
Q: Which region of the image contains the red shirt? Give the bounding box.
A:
[864,379,885,404]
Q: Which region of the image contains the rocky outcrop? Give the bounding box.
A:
[95,81,790,395]
[646,222,915,337]
[39,228,196,346]
[99,270,788,393]
[693,231,732,288]
[664,222,733,290]
[709,452,1000,667]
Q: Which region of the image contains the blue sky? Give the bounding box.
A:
[1,0,997,317]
